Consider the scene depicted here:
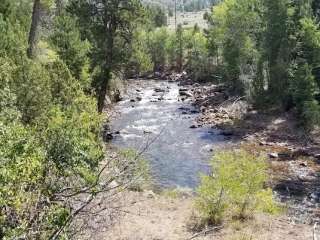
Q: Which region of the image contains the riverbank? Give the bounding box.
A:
[79,190,313,240]
[176,78,320,224]
[95,77,320,239]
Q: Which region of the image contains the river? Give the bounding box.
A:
[110,79,227,188]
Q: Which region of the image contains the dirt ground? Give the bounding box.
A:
[82,191,314,240]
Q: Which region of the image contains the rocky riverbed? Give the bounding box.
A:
[177,77,320,225]
[108,79,228,188]
[106,75,320,224]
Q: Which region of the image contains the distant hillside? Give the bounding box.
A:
[167,9,209,30]
[143,0,217,30]
[143,0,218,12]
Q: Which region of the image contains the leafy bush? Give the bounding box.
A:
[0,8,105,238]
[127,28,153,75]
[148,27,170,71]
[0,121,45,239]
[50,14,91,89]
[196,149,279,225]
[184,28,213,81]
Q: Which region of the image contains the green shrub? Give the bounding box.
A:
[148,27,170,71]
[196,149,279,225]
[50,14,91,89]
[127,28,153,75]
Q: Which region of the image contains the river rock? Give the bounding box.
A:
[268,152,279,158]
[143,190,156,199]
[103,132,113,141]
[179,91,192,97]
[219,130,234,136]
[113,89,123,102]
[278,152,291,160]
[154,87,165,93]
[200,106,206,113]
[154,72,161,77]
[299,162,308,167]
[190,110,200,114]
[179,88,189,92]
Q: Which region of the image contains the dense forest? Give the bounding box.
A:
[1,0,320,239]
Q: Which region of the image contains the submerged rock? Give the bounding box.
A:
[219,130,234,136]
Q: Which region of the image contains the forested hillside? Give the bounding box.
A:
[1,0,320,239]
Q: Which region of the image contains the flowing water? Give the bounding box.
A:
[110,79,227,188]
[110,79,320,224]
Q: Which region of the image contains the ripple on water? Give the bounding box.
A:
[111,80,227,188]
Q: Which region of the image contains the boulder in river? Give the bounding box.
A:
[103,132,113,141]
[113,89,123,102]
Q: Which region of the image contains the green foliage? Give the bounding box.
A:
[205,0,320,130]
[50,14,91,89]
[208,0,262,92]
[12,57,52,123]
[196,150,279,225]
[185,28,212,81]
[0,121,45,239]
[145,4,167,28]
[148,27,170,71]
[68,0,144,111]
[0,4,105,238]
[127,28,153,75]
[135,25,214,77]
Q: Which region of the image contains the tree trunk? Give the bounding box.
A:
[97,4,116,113]
[55,0,63,16]
[97,69,110,113]
[27,0,42,58]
